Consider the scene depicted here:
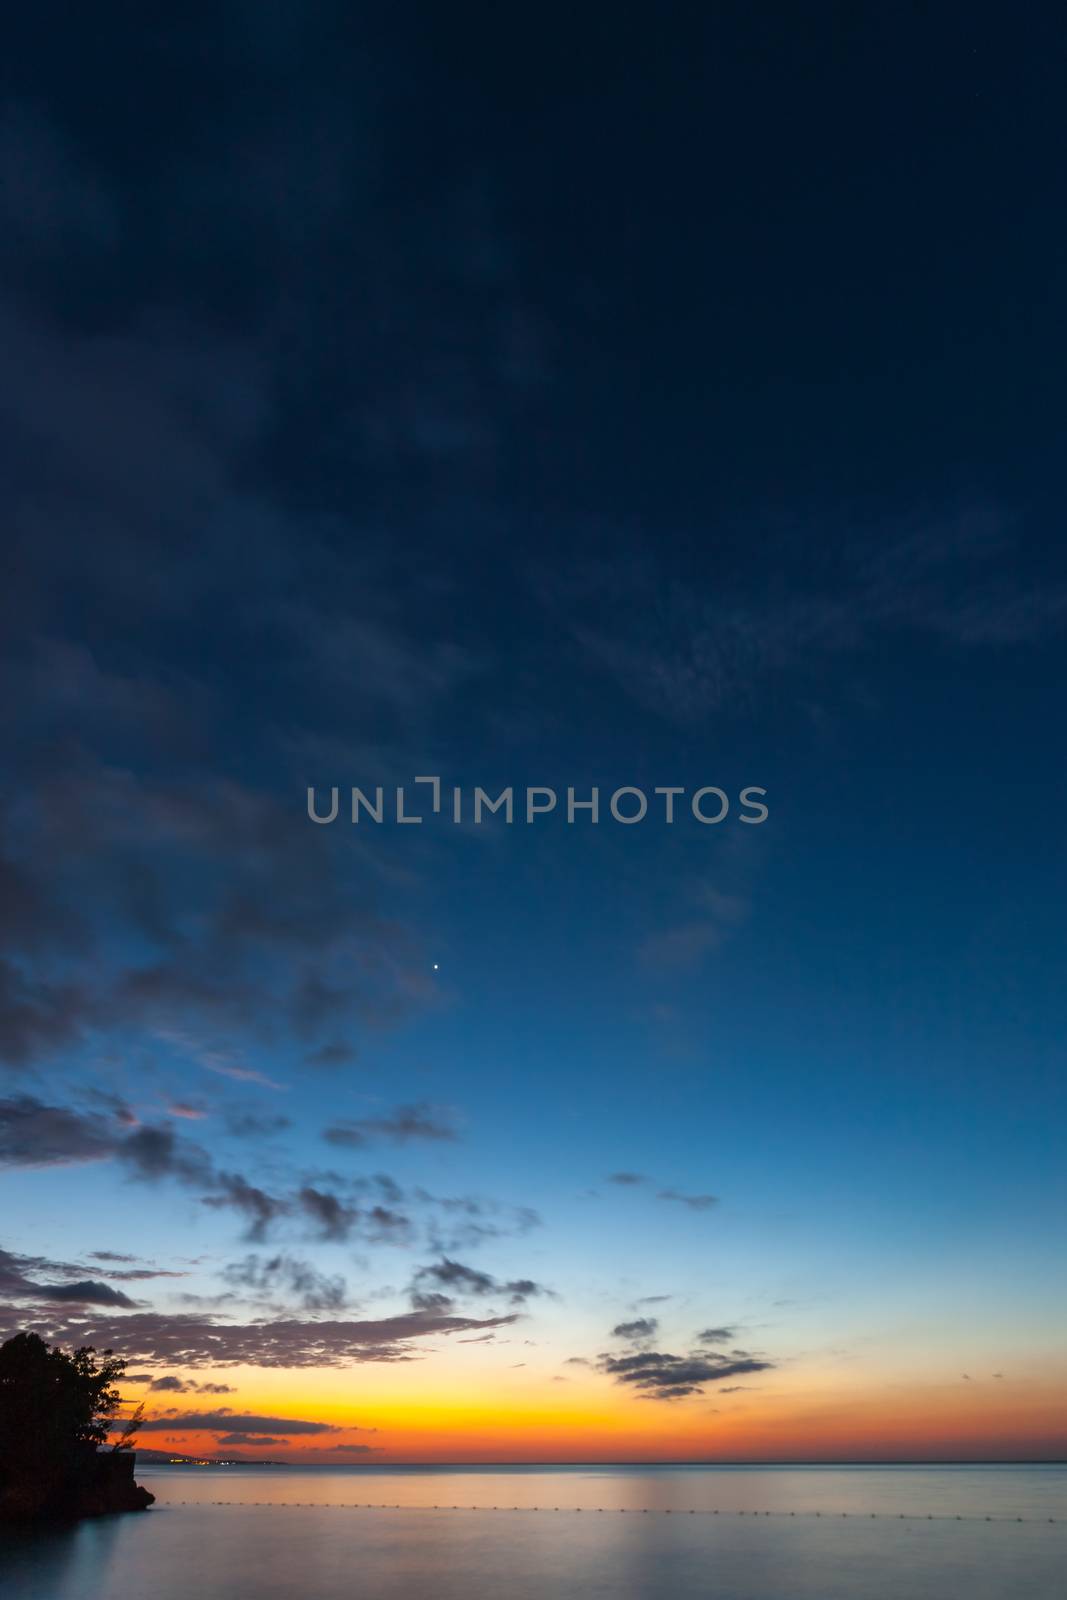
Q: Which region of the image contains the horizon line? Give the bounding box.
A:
[141,1456,1067,1467]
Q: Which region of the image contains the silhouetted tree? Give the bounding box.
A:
[111,1399,146,1451]
[0,1332,148,1516]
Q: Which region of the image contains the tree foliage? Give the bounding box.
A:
[0,1332,134,1477]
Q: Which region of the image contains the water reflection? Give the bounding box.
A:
[2,1501,1063,1600]
[2,1469,1063,1600]
[0,1512,122,1600]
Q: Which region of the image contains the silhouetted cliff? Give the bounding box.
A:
[0,1443,155,1520]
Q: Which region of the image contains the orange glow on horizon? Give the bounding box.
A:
[121,1365,1067,1464]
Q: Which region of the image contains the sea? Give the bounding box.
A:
[2,1463,1064,1599]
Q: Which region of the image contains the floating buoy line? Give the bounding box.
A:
[163,1500,1060,1524]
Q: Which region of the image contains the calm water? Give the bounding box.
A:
[2,1464,1064,1599]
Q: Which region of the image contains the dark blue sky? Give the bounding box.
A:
[1,3,1065,1458]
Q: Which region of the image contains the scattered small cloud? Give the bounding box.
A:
[147,1375,237,1394]
[323,1103,458,1148]
[410,1257,548,1311]
[597,1348,774,1401]
[224,1111,292,1139]
[657,1189,718,1212]
[611,1318,658,1341]
[221,1253,347,1312]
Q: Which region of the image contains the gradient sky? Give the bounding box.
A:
[2,4,1066,1463]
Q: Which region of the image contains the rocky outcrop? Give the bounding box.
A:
[0,1447,155,1521]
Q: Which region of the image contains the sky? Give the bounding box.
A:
[1,3,1066,1463]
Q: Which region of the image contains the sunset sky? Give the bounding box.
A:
[2,5,1066,1463]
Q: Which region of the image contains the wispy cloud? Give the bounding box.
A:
[605,1168,718,1213]
[541,511,1067,725]
[657,1189,718,1212]
[323,1102,458,1148]
[410,1257,548,1312]
[639,886,749,974]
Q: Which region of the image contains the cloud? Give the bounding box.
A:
[696,1326,736,1345]
[146,1030,286,1092]
[0,1305,520,1367]
[0,850,84,958]
[0,959,95,1071]
[222,1254,346,1312]
[203,1173,290,1241]
[148,1376,236,1394]
[412,1258,492,1301]
[596,1349,774,1400]
[0,1094,122,1165]
[0,1095,219,1196]
[604,1168,718,1212]
[410,1257,547,1311]
[0,160,541,1286]
[26,1279,139,1308]
[657,1189,718,1212]
[417,1192,542,1253]
[0,733,440,1082]
[0,1247,139,1307]
[0,1096,408,1250]
[546,513,1067,725]
[118,1124,215,1186]
[295,1186,360,1243]
[361,1205,414,1245]
[611,1318,658,1341]
[140,1410,339,1436]
[95,1266,189,1282]
[322,1102,458,1148]
[224,1111,292,1138]
[639,887,749,973]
